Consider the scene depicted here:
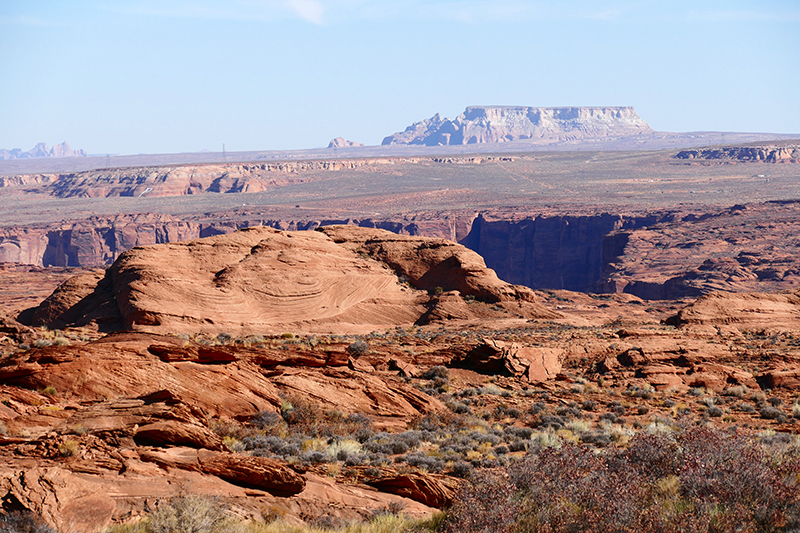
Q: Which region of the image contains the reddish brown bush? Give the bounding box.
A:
[445,427,800,533]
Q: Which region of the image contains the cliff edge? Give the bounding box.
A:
[382,106,653,146]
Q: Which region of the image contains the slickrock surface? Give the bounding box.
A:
[21,225,560,335]
[2,285,800,530]
[666,290,800,330]
[0,330,450,530]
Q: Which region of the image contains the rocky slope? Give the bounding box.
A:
[3,286,800,530]
[382,106,653,146]
[0,332,451,531]
[599,201,800,299]
[2,225,800,530]
[20,226,559,335]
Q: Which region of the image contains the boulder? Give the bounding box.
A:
[456,339,562,382]
[367,471,461,508]
[197,451,306,496]
[756,366,800,389]
[134,421,223,450]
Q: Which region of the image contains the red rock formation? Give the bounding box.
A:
[366,470,461,508]
[600,201,800,299]
[666,290,800,330]
[455,338,562,382]
[22,226,559,335]
[0,159,425,198]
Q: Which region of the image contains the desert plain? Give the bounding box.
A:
[1,108,800,532]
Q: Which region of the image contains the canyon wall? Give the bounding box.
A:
[0,215,425,267]
[460,213,670,292]
[6,203,800,300]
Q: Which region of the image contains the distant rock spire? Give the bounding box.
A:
[0,141,88,160]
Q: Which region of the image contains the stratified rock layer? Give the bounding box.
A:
[382,106,653,146]
[600,201,800,299]
[22,226,559,334]
[667,291,800,330]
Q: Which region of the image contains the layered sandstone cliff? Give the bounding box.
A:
[0,213,431,267]
[382,106,653,146]
[22,226,559,334]
[0,159,419,198]
[461,213,670,292]
[676,145,799,163]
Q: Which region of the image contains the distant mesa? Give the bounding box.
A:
[382,106,653,146]
[676,145,800,163]
[0,141,87,160]
[328,137,365,148]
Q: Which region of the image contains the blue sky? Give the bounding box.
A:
[1,0,798,154]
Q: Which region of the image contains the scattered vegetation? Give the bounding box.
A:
[445,426,800,533]
[102,495,443,533]
[0,511,58,533]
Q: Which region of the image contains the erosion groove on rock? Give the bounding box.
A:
[20,226,560,334]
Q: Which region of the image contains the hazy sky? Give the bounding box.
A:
[1,0,798,155]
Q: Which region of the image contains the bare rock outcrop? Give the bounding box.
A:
[22,226,559,335]
[666,290,800,330]
[676,145,799,163]
[382,106,653,146]
[365,469,461,508]
[327,137,364,148]
[592,334,760,393]
[600,201,800,299]
[319,226,551,306]
[196,451,306,496]
[455,338,562,382]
